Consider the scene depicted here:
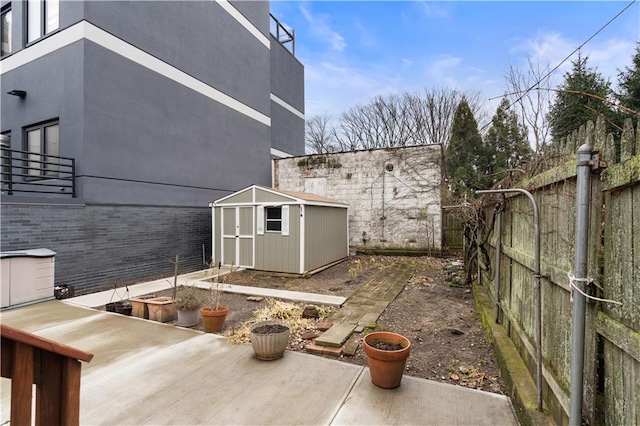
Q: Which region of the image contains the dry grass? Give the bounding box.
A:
[225,298,335,345]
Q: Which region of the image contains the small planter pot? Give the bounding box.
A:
[177,308,200,327]
[115,302,133,316]
[363,331,411,389]
[146,297,177,323]
[129,294,157,319]
[200,306,229,332]
[105,301,121,312]
[249,320,290,361]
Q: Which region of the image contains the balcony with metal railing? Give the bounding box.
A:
[270,13,295,56]
[1,148,76,198]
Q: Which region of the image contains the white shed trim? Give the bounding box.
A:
[299,205,305,274]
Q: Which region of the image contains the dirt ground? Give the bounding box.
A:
[143,255,503,394]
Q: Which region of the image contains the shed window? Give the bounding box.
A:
[266,207,282,232]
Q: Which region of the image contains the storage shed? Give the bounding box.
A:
[210,185,349,275]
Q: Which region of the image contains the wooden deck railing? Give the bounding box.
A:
[0,324,93,425]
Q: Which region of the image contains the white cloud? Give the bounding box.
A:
[424,55,463,87]
[510,31,636,84]
[302,58,407,117]
[299,4,346,52]
[510,31,575,73]
[583,38,637,87]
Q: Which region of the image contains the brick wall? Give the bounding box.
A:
[275,145,443,251]
[1,203,211,295]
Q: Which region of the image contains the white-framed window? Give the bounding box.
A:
[266,206,282,232]
[1,4,11,56]
[25,120,59,178]
[27,0,58,44]
[261,205,289,236]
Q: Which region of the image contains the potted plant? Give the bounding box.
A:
[249,320,290,360]
[200,262,230,333]
[173,285,205,327]
[362,331,411,389]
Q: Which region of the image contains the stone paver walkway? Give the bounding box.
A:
[314,263,414,348]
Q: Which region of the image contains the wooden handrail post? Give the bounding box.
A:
[1,324,93,426]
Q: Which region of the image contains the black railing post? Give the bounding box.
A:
[7,150,13,195]
[71,158,77,198]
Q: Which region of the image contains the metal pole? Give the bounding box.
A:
[494,210,503,324]
[569,144,592,426]
[477,188,542,412]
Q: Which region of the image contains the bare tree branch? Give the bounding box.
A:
[305,114,337,154]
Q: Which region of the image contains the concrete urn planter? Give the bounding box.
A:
[249,320,290,361]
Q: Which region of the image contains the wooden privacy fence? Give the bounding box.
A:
[1,324,93,425]
[479,116,639,426]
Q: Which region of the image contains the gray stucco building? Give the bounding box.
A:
[0,1,304,294]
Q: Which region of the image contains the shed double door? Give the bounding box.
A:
[221,207,254,268]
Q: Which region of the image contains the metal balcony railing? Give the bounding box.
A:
[270,13,295,56]
[1,148,76,197]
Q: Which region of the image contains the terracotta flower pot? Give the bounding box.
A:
[200,305,229,332]
[249,320,290,361]
[146,297,177,322]
[363,331,411,389]
[129,294,157,319]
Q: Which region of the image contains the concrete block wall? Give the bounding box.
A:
[0,203,210,295]
[274,145,443,251]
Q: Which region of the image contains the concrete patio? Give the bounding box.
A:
[0,275,519,425]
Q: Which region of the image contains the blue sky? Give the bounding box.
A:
[270,1,640,120]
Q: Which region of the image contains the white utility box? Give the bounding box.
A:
[1,249,56,308]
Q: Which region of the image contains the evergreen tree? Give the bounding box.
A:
[484,98,533,180]
[445,98,491,195]
[616,42,640,117]
[548,54,615,140]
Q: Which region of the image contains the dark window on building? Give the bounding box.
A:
[266,206,282,232]
[27,0,58,44]
[25,121,59,178]
[1,4,11,56]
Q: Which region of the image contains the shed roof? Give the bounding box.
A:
[212,185,348,208]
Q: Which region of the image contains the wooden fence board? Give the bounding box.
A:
[480,117,639,426]
[603,339,640,426]
[604,188,638,331]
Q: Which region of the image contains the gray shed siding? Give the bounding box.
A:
[217,189,254,205]
[304,206,348,272]
[255,191,292,204]
[255,205,301,274]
